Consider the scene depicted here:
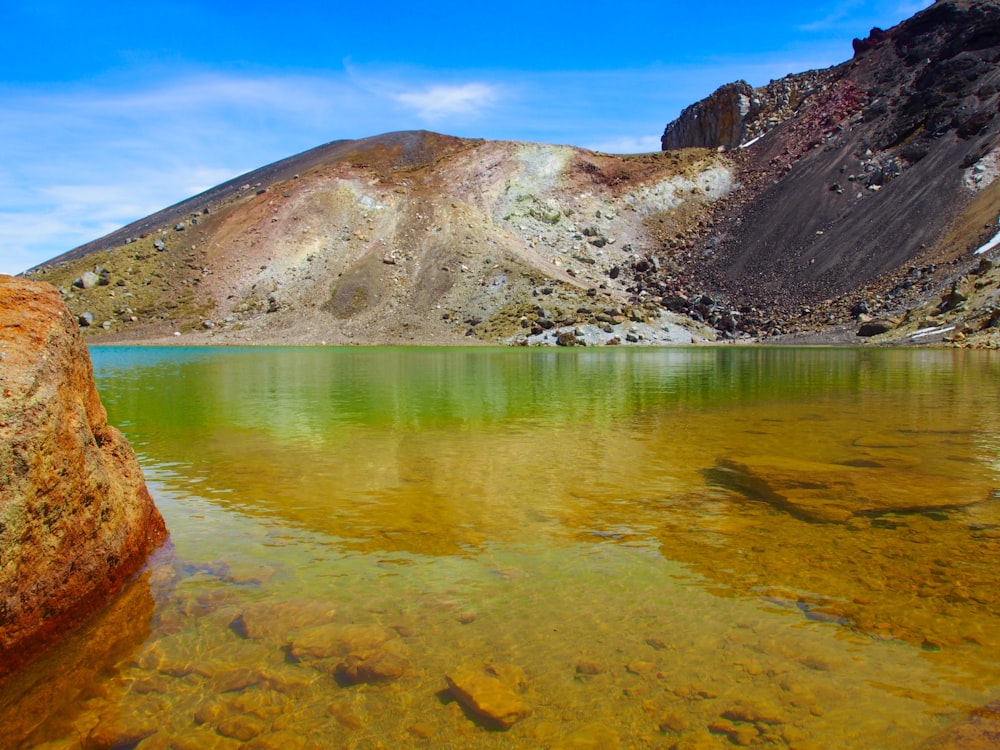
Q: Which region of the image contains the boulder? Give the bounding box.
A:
[0,275,167,681]
[72,271,100,290]
[661,81,758,151]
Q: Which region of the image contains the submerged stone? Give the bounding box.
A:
[232,599,337,643]
[289,623,397,660]
[707,455,981,523]
[445,663,531,729]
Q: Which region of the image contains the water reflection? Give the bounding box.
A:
[0,567,159,745]
[11,344,993,748]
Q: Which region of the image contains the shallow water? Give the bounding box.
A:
[3,346,1000,749]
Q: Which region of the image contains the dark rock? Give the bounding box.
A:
[77,312,94,327]
[853,27,889,57]
[857,319,894,337]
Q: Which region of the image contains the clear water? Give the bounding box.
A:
[3,347,1000,749]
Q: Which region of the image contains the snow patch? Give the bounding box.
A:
[975,227,1000,256]
[911,326,955,340]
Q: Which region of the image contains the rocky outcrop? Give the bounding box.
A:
[0,275,166,681]
[661,71,838,152]
[661,81,758,151]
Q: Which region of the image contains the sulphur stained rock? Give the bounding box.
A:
[444,663,531,730]
[0,275,167,681]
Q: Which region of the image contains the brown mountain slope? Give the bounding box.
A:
[658,0,1000,347]
[25,133,731,345]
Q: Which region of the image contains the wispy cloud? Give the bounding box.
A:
[394,83,500,122]
[798,0,932,33]
[798,0,865,32]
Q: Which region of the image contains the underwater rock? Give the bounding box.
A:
[290,623,408,684]
[335,649,409,685]
[445,663,531,729]
[289,623,397,660]
[0,275,167,682]
[707,455,980,523]
[550,723,621,749]
[233,599,337,643]
[920,698,1000,749]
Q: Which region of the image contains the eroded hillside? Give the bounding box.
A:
[26,133,732,346]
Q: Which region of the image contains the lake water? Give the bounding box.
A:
[3,346,1000,749]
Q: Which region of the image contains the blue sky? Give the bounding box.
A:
[0,0,932,275]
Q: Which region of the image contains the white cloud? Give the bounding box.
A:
[394,82,499,121]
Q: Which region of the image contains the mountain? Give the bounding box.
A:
[23,0,1000,348]
[23,133,733,346]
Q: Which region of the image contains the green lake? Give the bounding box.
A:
[3,346,1000,749]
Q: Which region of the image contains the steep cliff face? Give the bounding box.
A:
[0,275,167,680]
[660,71,840,152]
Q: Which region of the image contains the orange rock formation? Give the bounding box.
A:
[0,275,166,681]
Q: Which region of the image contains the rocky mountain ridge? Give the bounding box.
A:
[657,0,1000,347]
[21,0,1000,348]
